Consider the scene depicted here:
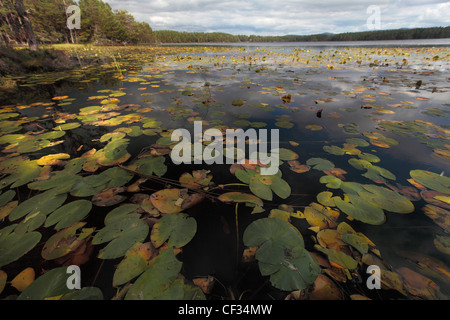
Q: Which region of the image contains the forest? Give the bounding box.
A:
[153,27,450,43]
[0,0,449,47]
[0,0,155,46]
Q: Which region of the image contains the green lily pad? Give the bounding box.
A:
[320,175,342,189]
[243,218,320,291]
[358,152,381,163]
[104,138,129,160]
[315,246,358,270]
[151,213,197,249]
[307,158,335,171]
[60,287,104,300]
[341,233,369,254]
[0,225,41,268]
[217,192,264,207]
[0,190,15,207]
[53,122,81,131]
[45,200,92,230]
[92,215,149,259]
[17,267,72,300]
[113,242,155,287]
[410,170,450,195]
[363,165,396,182]
[346,138,369,147]
[126,156,167,177]
[125,249,182,300]
[0,160,42,190]
[334,195,386,225]
[317,191,336,207]
[9,190,67,222]
[323,145,345,156]
[348,158,372,170]
[358,184,414,214]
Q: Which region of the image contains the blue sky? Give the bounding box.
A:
[103,0,450,35]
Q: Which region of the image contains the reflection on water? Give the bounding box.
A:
[1,42,449,299]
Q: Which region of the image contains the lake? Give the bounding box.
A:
[0,41,449,300]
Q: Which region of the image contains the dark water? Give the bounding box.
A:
[1,43,449,300]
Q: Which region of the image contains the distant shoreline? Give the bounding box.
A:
[161,38,450,47]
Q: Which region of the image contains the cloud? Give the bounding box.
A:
[103,0,450,35]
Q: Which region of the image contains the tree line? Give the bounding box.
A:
[154,27,450,43]
[0,0,448,49]
[0,0,155,47]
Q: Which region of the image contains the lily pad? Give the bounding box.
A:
[125,249,181,300]
[218,192,264,207]
[410,170,450,195]
[17,267,72,300]
[150,189,188,214]
[41,222,94,260]
[243,218,320,291]
[45,200,93,230]
[113,242,156,287]
[334,195,386,225]
[92,215,149,259]
[0,224,42,268]
[307,158,335,172]
[150,213,197,248]
[9,190,67,222]
[358,185,414,214]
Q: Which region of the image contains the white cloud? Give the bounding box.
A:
[102,0,450,35]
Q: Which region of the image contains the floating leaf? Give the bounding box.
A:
[42,222,94,260]
[150,189,188,214]
[304,204,339,230]
[358,185,414,214]
[179,170,212,189]
[0,225,42,268]
[17,267,74,300]
[0,190,15,207]
[423,205,450,230]
[323,145,345,156]
[243,218,320,291]
[397,267,445,300]
[125,249,188,300]
[11,267,35,292]
[288,161,310,174]
[92,215,149,259]
[315,246,358,270]
[307,158,335,171]
[113,242,156,287]
[9,190,67,222]
[334,195,386,225]
[92,187,127,207]
[151,213,197,248]
[60,287,103,300]
[341,233,370,254]
[126,156,167,177]
[305,124,323,131]
[218,192,264,207]
[434,235,450,255]
[45,200,92,230]
[410,170,450,194]
[317,191,336,207]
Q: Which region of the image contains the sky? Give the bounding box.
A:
[103,0,450,36]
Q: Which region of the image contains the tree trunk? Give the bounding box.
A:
[14,0,38,50]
